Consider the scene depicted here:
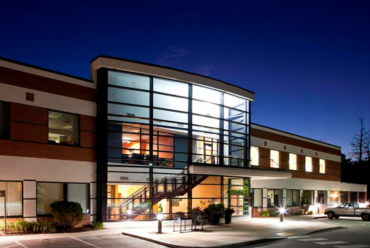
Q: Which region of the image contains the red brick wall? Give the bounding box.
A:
[0,66,96,102]
[0,103,96,162]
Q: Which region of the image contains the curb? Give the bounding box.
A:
[302,226,343,235]
[122,232,285,248]
[313,216,327,219]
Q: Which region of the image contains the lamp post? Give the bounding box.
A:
[279,207,285,222]
[157,213,163,233]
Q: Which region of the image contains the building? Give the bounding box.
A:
[0,55,366,222]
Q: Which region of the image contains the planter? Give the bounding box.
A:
[225,213,232,224]
[208,213,220,225]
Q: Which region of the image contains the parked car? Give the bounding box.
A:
[325,202,370,221]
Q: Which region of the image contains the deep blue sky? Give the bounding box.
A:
[1,0,370,155]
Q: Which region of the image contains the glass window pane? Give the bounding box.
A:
[0,102,10,139]
[224,94,248,111]
[37,183,64,215]
[320,159,325,174]
[108,71,150,90]
[192,86,221,104]
[305,157,313,172]
[68,184,89,214]
[48,111,79,145]
[250,146,259,166]
[108,103,149,118]
[270,150,279,168]
[154,109,188,123]
[253,189,262,207]
[153,78,188,97]
[154,94,188,112]
[192,100,220,118]
[289,154,297,170]
[0,182,22,216]
[193,115,220,129]
[108,87,149,106]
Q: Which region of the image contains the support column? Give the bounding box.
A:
[262,188,267,210]
[314,189,317,205]
[283,188,287,207]
[23,179,36,221]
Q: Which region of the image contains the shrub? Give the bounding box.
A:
[207,203,225,214]
[91,221,104,229]
[261,211,270,217]
[306,210,314,215]
[50,201,83,228]
[294,210,303,215]
[270,211,280,217]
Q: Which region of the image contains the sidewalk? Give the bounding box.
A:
[0,214,337,248]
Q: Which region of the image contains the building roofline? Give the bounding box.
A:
[251,122,341,149]
[90,55,255,95]
[0,56,93,83]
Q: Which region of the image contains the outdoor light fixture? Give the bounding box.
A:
[279,207,285,222]
[157,213,163,233]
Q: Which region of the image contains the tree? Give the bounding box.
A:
[350,118,370,163]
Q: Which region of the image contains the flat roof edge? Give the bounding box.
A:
[251,122,341,149]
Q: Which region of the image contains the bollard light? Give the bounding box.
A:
[279,207,285,222]
[127,209,132,220]
[157,213,163,233]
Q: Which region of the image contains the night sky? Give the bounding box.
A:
[1,0,370,155]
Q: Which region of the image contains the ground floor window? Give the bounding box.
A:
[106,167,250,221]
[359,192,366,203]
[253,189,262,207]
[350,191,358,202]
[317,190,327,204]
[329,191,339,206]
[0,181,22,217]
[301,190,313,208]
[340,191,348,203]
[37,182,89,215]
[267,189,282,207]
[286,189,300,206]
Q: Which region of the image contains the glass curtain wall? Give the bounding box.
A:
[104,70,251,220]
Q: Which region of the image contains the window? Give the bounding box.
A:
[270,150,279,168]
[0,101,10,139]
[0,181,22,217]
[250,146,259,166]
[286,189,300,206]
[289,154,297,170]
[319,159,325,174]
[267,189,282,207]
[359,192,366,203]
[253,189,262,207]
[108,71,150,90]
[48,111,79,145]
[37,183,89,215]
[305,157,312,172]
[317,190,327,204]
[153,78,188,97]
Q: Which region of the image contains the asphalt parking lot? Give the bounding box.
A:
[0,234,165,248]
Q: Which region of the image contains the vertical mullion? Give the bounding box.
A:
[187,84,192,215]
[220,93,224,166]
[149,77,154,219]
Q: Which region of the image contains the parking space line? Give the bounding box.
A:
[299,238,328,241]
[71,237,100,248]
[2,244,20,248]
[14,242,27,248]
[316,241,348,245]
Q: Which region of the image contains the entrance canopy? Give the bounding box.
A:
[189,165,292,180]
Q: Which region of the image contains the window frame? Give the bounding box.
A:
[319,159,326,174]
[305,156,313,172]
[289,153,297,170]
[270,150,280,168]
[48,109,80,147]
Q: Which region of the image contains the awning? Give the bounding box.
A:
[189,165,292,180]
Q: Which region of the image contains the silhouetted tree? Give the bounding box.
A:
[350,118,370,163]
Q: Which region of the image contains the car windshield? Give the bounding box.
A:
[339,203,348,208]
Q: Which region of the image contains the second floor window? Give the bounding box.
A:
[0,101,10,139]
[270,150,279,168]
[319,159,326,174]
[305,156,312,172]
[48,110,79,146]
[289,154,297,170]
[250,146,259,166]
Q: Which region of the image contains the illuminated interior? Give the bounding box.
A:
[289,153,297,170]
[305,157,312,172]
[270,150,279,168]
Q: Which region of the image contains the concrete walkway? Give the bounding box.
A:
[0,215,338,248]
